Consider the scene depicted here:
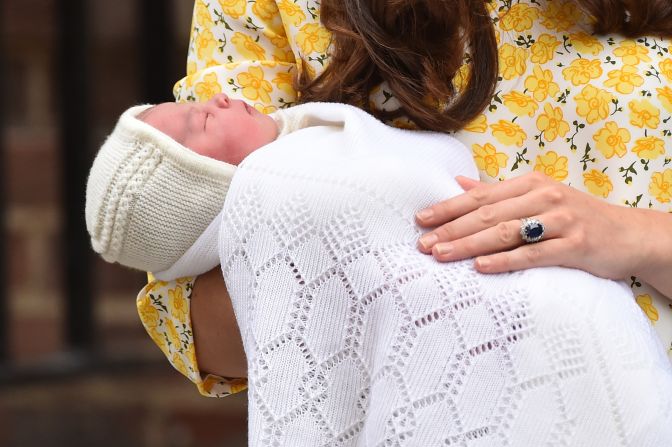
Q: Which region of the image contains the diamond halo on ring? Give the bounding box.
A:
[520,218,545,244]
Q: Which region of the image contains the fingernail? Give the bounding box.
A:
[419,233,438,250]
[476,257,490,269]
[435,243,453,256]
[416,209,434,221]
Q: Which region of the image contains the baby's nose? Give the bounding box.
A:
[211,93,230,108]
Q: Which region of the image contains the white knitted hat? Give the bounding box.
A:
[85,104,237,273]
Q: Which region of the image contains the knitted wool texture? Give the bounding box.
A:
[164,103,672,445]
[85,104,236,273]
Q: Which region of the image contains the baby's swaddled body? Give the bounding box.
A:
[165,103,672,446]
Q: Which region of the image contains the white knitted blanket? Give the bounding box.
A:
[166,103,672,446]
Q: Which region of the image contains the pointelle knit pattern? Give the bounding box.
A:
[164,103,672,446]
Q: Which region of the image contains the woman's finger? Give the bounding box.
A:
[418,186,561,252]
[429,214,561,262]
[471,237,570,274]
[455,175,481,191]
[415,172,550,227]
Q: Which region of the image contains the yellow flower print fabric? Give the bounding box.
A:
[138,0,672,397]
[454,0,672,358]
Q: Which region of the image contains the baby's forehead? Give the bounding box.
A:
[135,105,158,121]
[138,102,190,144]
[138,102,182,124]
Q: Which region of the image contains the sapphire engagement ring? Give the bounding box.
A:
[520,218,545,244]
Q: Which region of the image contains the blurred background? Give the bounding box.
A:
[1,1,247,445]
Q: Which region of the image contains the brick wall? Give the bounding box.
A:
[1,372,248,447]
[1,1,247,445]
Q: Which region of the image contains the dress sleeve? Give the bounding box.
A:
[173,0,303,112]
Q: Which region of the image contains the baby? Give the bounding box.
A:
[86,93,302,274]
[86,96,672,445]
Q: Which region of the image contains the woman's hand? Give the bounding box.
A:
[415,172,672,296]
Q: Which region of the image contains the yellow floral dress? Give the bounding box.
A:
[137,0,672,397]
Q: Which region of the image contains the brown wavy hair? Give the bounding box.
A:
[296,0,672,133]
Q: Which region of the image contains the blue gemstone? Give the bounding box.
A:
[525,223,544,239]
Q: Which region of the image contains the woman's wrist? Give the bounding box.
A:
[631,207,672,298]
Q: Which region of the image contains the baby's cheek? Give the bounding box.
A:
[227,143,259,166]
[184,137,232,164]
[186,145,210,158]
[208,146,238,164]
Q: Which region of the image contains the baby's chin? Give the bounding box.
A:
[260,111,280,138]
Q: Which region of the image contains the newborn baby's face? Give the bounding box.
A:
[140,93,278,165]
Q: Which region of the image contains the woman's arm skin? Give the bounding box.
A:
[416,172,672,297]
[190,267,247,378]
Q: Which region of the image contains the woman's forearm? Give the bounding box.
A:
[191,267,247,378]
